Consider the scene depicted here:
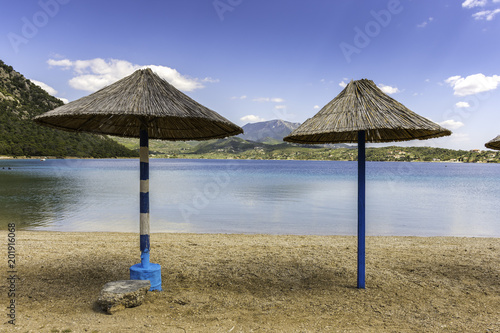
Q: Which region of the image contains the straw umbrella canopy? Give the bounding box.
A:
[485,135,500,150]
[284,79,451,289]
[34,68,242,140]
[34,68,243,291]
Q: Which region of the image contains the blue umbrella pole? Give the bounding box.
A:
[130,126,162,291]
[357,130,366,289]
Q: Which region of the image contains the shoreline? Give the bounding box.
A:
[1,231,498,332]
[1,155,497,163]
[7,229,500,238]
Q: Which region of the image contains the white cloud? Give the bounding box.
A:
[462,0,488,8]
[472,8,500,20]
[378,84,400,95]
[456,101,471,108]
[339,81,348,88]
[30,79,58,95]
[240,115,265,123]
[47,58,209,92]
[252,97,284,103]
[439,119,465,130]
[30,79,68,103]
[142,64,204,92]
[47,58,73,68]
[274,105,286,110]
[313,105,320,109]
[445,73,500,96]
[230,95,247,100]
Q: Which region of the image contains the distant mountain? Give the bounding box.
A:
[0,59,137,158]
[239,119,300,143]
[238,119,353,149]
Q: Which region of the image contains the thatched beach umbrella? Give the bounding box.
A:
[284,79,451,288]
[485,135,500,150]
[35,68,243,291]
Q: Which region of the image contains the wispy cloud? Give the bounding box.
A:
[472,8,500,20]
[230,95,247,100]
[252,97,284,103]
[201,77,220,83]
[47,58,211,92]
[417,17,434,28]
[462,0,488,8]
[446,73,500,96]
[462,0,500,20]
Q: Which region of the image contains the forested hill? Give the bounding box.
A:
[0,60,137,158]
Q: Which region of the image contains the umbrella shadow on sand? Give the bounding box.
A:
[34,68,243,291]
[16,248,355,316]
[284,79,451,289]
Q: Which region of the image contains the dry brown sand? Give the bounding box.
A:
[1,231,499,332]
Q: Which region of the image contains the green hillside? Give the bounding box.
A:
[0,60,138,158]
[111,135,500,163]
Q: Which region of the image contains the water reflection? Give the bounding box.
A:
[0,159,499,236]
[0,168,78,229]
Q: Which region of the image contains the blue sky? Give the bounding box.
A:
[1,0,500,150]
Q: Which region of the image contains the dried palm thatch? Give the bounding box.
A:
[34,68,243,140]
[485,135,500,150]
[284,79,451,144]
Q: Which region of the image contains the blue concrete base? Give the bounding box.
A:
[130,263,162,291]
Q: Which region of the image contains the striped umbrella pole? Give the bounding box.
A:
[139,125,150,267]
[357,130,366,289]
[130,123,162,291]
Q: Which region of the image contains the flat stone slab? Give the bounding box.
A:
[97,280,150,314]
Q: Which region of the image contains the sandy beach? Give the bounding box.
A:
[1,231,499,332]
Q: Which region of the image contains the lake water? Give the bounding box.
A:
[1,159,499,237]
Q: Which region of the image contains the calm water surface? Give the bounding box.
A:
[0,158,499,237]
